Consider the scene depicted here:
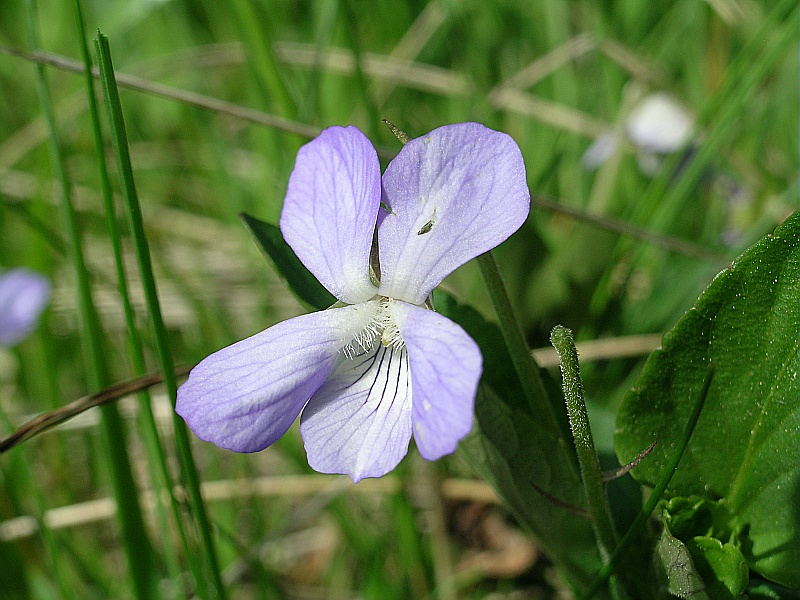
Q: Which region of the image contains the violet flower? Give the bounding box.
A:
[177,123,530,482]
[0,268,51,347]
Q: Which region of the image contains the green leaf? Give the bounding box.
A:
[96,32,225,598]
[748,578,800,599]
[685,536,749,600]
[436,293,600,591]
[655,525,710,600]
[459,385,601,591]
[615,210,800,589]
[240,212,335,311]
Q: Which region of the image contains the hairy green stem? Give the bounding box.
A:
[550,326,619,561]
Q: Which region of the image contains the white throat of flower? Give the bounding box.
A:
[339,297,404,360]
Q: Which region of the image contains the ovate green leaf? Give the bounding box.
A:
[616,210,800,589]
[460,385,601,590]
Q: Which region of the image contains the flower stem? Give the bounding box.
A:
[476,251,558,428]
[549,326,619,562]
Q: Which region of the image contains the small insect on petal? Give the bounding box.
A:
[417,208,437,236]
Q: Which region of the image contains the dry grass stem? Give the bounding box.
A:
[275,42,473,97]
[532,333,663,368]
[372,1,449,105]
[489,88,609,138]
[598,39,667,87]
[0,476,501,542]
[500,33,597,91]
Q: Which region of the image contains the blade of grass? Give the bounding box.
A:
[341,0,381,140]
[632,0,797,234]
[23,2,157,598]
[70,2,194,594]
[297,0,339,124]
[1,414,71,599]
[371,1,448,107]
[230,0,294,119]
[229,0,302,154]
[94,31,227,600]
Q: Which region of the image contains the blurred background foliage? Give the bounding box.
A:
[0,0,797,597]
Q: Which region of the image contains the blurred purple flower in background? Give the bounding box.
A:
[177,123,530,482]
[0,268,51,347]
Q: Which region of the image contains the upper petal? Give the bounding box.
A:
[176,304,377,453]
[300,343,413,482]
[377,123,530,304]
[393,301,481,460]
[280,126,380,305]
[0,268,51,347]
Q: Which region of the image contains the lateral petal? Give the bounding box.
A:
[281,126,380,305]
[176,304,377,453]
[377,123,530,305]
[300,344,413,482]
[394,302,481,460]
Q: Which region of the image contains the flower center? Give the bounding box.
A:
[340,297,403,359]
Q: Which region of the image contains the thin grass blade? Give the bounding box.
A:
[93,30,227,600]
[23,2,157,597]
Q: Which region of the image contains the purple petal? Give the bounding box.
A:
[0,268,51,347]
[394,301,481,460]
[176,304,375,453]
[300,344,412,482]
[281,126,380,305]
[377,123,530,305]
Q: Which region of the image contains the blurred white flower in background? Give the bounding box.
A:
[582,92,694,175]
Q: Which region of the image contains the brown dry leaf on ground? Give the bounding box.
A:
[453,504,538,578]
